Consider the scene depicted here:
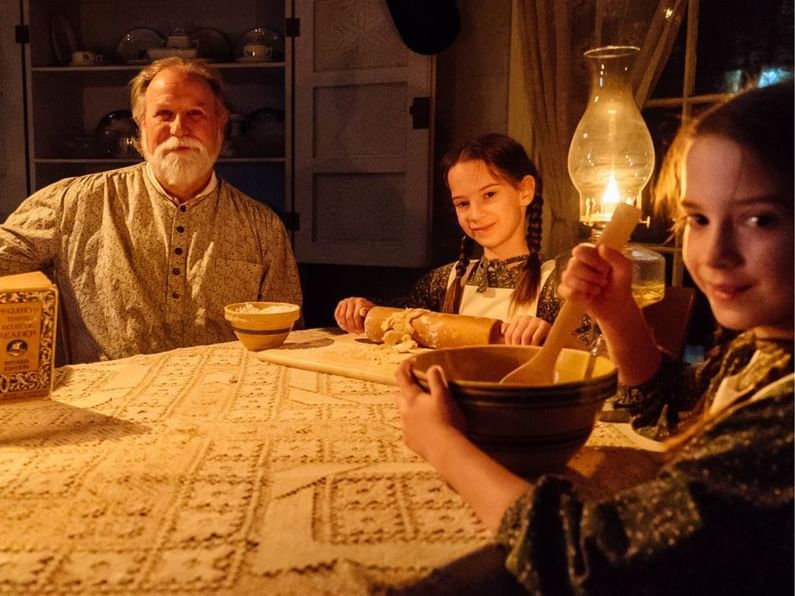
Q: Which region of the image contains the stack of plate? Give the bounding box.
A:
[190,28,232,62]
[146,47,198,60]
[116,28,166,64]
[235,27,284,62]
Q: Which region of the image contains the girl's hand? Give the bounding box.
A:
[395,360,532,532]
[334,297,375,333]
[558,244,635,323]
[500,315,551,346]
[394,360,466,462]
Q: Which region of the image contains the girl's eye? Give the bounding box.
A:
[746,213,778,228]
[684,213,708,228]
[453,201,468,210]
[484,191,497,199]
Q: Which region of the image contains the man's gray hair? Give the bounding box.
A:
[129,57,229,125]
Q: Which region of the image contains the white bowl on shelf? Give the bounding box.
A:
[146,47,198,60]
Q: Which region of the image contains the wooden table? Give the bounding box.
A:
[0,329,662,594]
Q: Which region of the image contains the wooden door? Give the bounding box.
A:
[292,0,435,267]
[0,0,29,219]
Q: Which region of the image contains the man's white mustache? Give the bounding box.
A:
[157,137,205,154]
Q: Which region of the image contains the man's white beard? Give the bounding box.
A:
[142,133,219,192]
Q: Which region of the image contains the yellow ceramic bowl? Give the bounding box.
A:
[224,301,300,350]
[408,345,617,477]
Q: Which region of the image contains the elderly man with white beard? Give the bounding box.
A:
[0,58,302,363]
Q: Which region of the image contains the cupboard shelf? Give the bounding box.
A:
[23,0,290,214]
[34,157,286,164]
[31,62,286,73]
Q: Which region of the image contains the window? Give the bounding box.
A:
[639,0,793,286]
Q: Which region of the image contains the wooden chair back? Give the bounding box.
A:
[642,286,697,359]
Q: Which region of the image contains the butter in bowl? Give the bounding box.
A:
[225,301,300,350]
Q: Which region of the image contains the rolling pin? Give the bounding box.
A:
[364,306,503,348]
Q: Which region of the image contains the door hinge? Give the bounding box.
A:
[284,211,300,231]
[285,17,300,38]
[15,25,30,44]
[410,97,430,130]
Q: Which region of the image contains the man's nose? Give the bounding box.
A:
[169,115,188,136]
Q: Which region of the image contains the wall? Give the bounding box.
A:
[436,0,512,143]
[432,0,512,264]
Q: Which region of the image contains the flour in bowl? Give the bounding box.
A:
[237,302,296,314]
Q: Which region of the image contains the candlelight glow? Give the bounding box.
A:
[602,174,620,208]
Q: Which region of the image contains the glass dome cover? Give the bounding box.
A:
[567,45,655,228]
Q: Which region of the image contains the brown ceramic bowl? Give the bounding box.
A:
[408,345,617,477]
[224,301,300,350]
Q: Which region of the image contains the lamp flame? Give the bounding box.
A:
[602,174,620,208]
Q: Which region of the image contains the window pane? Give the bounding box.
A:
[690,102,717,120]
[638,107,682,243]
[695,0,794,95]
[651,15,687,98]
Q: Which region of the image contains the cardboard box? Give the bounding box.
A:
[0,271,58,400]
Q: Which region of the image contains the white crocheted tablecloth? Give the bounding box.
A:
[0,329,662,594]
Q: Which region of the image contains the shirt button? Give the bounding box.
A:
[175,247,183,255]
[172,268,180,275]
[172,292,180,299]
[176,225,185,233]
[180,205,187,212]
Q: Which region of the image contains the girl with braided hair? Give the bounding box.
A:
[395,82,793,593]
[335,133,583,346]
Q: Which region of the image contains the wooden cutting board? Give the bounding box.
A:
[254,330,426,385]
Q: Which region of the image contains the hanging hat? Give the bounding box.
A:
[386,0,460,55]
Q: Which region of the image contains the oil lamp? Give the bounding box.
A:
[568,45,654,230]
[567,45,665,308]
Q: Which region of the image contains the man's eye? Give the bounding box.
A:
[484,191,497,199]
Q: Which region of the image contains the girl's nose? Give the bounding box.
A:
[467,201,484,220]
[705,222,743,268]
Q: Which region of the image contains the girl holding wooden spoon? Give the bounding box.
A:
[395,82,793,593]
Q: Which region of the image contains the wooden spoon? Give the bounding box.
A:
[499,203,641,385]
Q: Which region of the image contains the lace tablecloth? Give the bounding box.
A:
[0,329,662,594]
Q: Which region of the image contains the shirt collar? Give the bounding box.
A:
[469,254,530,293]
[145,162,218,205]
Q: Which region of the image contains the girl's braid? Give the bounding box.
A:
[511,194,544,309]
[526,194,544,254]
[442,235,475,313]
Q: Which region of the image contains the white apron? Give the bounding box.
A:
[450,259,556,321]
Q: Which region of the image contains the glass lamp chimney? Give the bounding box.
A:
[567,45,655,231]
